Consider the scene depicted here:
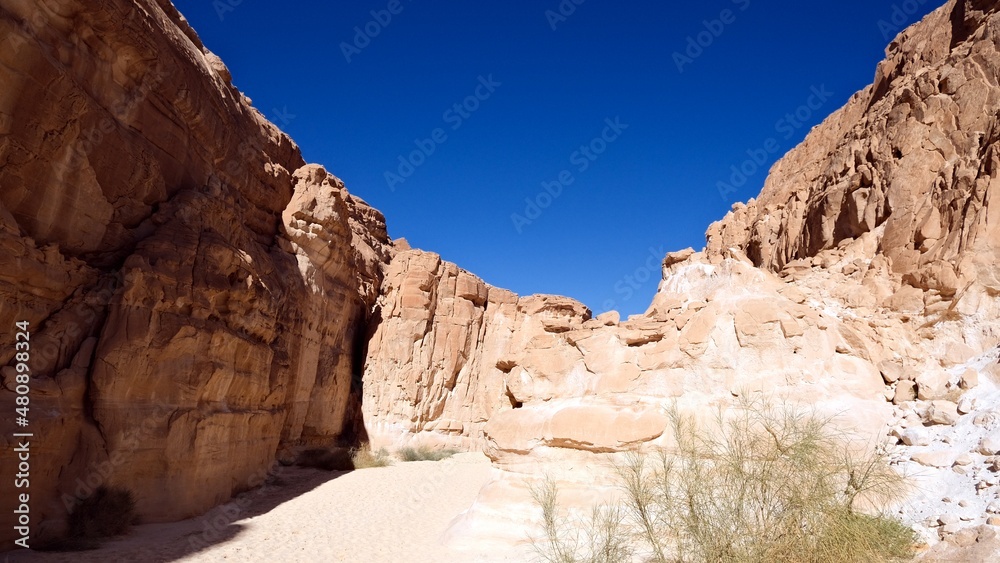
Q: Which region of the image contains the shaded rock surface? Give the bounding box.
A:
[0,0,391,546]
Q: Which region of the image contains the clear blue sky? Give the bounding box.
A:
[172,0,939,317]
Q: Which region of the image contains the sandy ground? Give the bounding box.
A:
[9,453,533,563]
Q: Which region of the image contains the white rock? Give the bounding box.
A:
[912,450,960,468]
[939,513,961,526]
[916,368,951,400]
[975,412,999,427]
[957,395,975,415]
[901,427,931,446]
[926,400,960,426]
[979,435,1000,456]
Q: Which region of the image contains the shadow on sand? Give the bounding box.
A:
[9,466,349,563]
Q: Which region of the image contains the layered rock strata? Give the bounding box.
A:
[0,0,390,546]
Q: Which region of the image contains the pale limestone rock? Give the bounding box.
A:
[926,401,961,426]
[961,368,979,390]
[913,450,961,468]
[901,427,932,447]
[981,435,1000,456]
[917,367,952,400]
[894,380,919,404]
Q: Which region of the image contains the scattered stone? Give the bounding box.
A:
[958,395,975,414]
[913,450,961,468]
[989,516,1000,527]
[939,513,961,526]
[975,412,999,427]
[980,435,1000,456]
[916,368,951,401]
[926,400,960,426]
[880,360,905,384]
[894,380,918,404]
[960,369,979,390]
[948,527,980,547]
[955,453,974,466]
[901,427,931,446]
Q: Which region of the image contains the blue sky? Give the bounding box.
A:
[173,0,939,317]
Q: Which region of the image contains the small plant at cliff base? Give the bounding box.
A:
[529,477,634,563]
[398,445,459,462]
[617,398,916,563]
[67,486,138,540]
[351,444,393,468]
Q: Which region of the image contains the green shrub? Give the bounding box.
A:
[532,398,916,563]
[398,445,458,462]
[67,486,137,540]
[351,444,393,468]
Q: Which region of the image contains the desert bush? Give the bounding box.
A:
[398,445,458,462]
[295,447,354,471]
[529,478,633,563]
[351,444,393,468]
[67,486,138,540]
[532,398,916,563]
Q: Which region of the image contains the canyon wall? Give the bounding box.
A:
[0,0,391,546]
[3,0,1000,557]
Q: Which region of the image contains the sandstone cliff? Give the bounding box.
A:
[4,0,1000,557]
[0,0,391,546]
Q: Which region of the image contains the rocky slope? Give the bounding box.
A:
[0,0,391,547]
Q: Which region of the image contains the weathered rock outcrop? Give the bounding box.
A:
[358,0,1000,556]
[4,0,1000,558]
[0,0,390,546]
[361,249,592,449]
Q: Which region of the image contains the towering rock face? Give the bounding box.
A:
[361,248,592,448]
[706,0,1000,294]
[0,0,390,545]
[3,0,1000,556]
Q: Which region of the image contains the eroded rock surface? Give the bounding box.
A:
[359,1,1000,556]
[4,0,1000,559]
[0,0,390,546]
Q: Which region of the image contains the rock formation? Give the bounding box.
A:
[365,0,1000,555]
[0,0,390,546]
[3,0,1000,558]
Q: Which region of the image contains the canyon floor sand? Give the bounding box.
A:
[15,453,531,563]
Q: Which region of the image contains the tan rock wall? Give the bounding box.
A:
[0,0,391,545]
